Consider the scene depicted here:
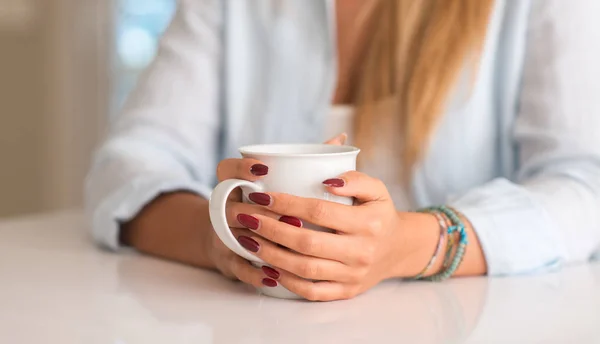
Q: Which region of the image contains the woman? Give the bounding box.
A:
[86,0,600,301]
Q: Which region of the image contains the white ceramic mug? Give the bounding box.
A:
[209,143,360,299]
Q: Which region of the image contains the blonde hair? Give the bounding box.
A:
[352,0,495,178]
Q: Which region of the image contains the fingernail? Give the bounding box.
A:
[261,266,280,279]
[250,164,268,176]
[238,236,260,252]
[323,178,345,187]
[237,214,259,230]
[279,216,302,227]
[262,278,278,287]
[249,192,271,206]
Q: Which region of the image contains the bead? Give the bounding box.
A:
[416,205,469,282]
[410,212,448,280]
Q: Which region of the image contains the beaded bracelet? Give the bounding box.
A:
[418,206,468,281]
[414,209,453,279]
[411,211,448,280]
[437,212,456,270]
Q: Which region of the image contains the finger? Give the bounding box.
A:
[216,158,268,182]
[226,188,242,203]
[247,235,356,282]
[211,227,255,278]
[226,202,280,228]
[249,192,363,233]
[248,214,362,264]
[324,133,348,145]
[323,171,390,203]
[229,227,255,237]
[277,271,360,301]
[228,255,265,288]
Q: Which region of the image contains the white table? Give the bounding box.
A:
[1,210,599,344]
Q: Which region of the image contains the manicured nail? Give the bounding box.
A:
[262,278,278,287]
[323,178,345,187]
[238,236,260,252]
[279,216,302,227]
[237,214,259,230]
[249,192,271,206]
[250,164,268,176]
[261,266,280,280]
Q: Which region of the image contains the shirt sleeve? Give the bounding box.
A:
[450,0,600,276]
[84,0,223,250]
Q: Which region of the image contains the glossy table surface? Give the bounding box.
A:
[1,210,599,344]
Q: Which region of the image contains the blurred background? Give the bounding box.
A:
[0,0,176,217]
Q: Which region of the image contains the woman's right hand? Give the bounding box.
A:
[122,134,348,288]
[122,157,280,289]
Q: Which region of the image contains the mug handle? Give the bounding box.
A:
[209,179,266,263]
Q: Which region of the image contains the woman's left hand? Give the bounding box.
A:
[235,171,408,301]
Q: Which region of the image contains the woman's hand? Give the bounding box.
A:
[234,171,428,301]
[208,133,350,287]
[205,156,284,288]
[122,133,351,290]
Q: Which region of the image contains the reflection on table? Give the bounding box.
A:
[0,210,598,343]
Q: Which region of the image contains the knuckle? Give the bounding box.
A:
[269,194,288,213]
[257,243,273,261]
[236,161,245,178]
[297,234,319,254]
[302,286,320,302]
[309,201,328,222]
[262,246,284,267]
[299,261,320,279]
[264,222,281,242]
[356,245,376,266]
[365,218,383,233]
[356,252,373,267]
[279,195,295,215]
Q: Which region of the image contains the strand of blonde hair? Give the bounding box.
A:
[352,0,495,181]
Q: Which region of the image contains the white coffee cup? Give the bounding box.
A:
[209,143,360,299]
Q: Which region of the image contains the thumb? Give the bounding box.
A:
[324,133,348,146]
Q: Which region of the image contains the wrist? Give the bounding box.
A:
[121,192,216,269]
[391,212,446,278]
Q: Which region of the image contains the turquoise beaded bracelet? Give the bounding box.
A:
[418,206,468,281]
[411,211,448,280]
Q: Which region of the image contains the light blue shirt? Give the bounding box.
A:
[86,0,600,276]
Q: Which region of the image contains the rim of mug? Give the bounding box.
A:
[239,143,360,157]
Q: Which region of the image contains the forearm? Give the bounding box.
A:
[392,212,487,278]
[120,192,217,270]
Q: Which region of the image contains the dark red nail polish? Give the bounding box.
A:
[237,214,259,230]
[261,266,280,279]
[323,178,345,187]
[262,278,278,287]
[238,236,260,252]
[250,164,268,176]
[279,216,302,227]
[249,192,271,206]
